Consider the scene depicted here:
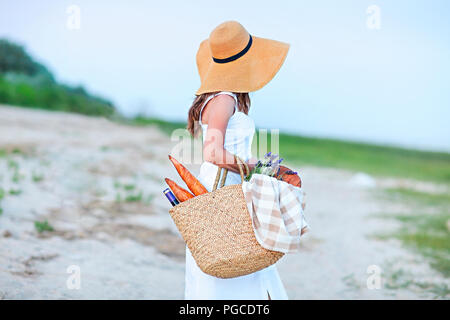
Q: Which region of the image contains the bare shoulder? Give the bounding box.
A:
[208,94,235,109]
[202,94,235,124]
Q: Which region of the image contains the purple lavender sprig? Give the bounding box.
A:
[277,169,298,181]
[245,153,284,181]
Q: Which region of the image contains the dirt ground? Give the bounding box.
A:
[0,105,448,299]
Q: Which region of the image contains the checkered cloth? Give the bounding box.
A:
[242,174,308,253]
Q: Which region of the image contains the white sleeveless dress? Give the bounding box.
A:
[184,91,288,300]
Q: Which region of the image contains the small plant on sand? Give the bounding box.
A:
[12,170,21,183]
[34,220,54,233]
[145,194,155,204]
[114,181,146,204]
[7,159,19,170]
[7,160,23,183]
[9,189,22,196]
[125,191,143,203]
[376,188,450,278]
[342,273,362,290]
[32,171,44,183]
[123,184,136,191]
[382,262,450,298]
[0,187,4,215]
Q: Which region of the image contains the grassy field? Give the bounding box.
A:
[0,39,115,117]
[3,37,449,182]
[277,133,450,183]
[136,116,450,283]
[126,116,186,135]
[377,188,450,279]
[130,117,450,184]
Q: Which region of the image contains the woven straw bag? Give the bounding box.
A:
[169,156,284,278]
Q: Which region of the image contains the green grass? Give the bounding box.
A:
[32,171,44,183]
[0,39,115,117]
[0,75,115,117]
[124,191,143,203]
[7,159,19,170]
[395,212,449,277]
[377,188,450,277]
[11,169,21,183]
[126,116,187,135]
[382,264,449,298]
[122,184,136,191]
[127,117,450,183]
[0,148,25,157]
[100,145,114,152]
[0,187,4,216]
[384,187,450,208]
[115,191,144,203]
[275,133,450,183]
[114,181,145,204]
[34,220,54,233]
[145,194,155,204]
[2,38,448,183]
[9,188,22,196]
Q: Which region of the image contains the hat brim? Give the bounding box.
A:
[196,36,290,95]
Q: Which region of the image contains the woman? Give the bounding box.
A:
[185,21,293,300]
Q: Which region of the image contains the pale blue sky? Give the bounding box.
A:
[1,0,449,151]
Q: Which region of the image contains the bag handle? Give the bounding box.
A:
[212,155,249,191]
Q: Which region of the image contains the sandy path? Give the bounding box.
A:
[0,105,447,299]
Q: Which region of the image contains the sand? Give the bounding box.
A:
[0,105,447,299]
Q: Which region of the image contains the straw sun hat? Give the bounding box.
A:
[196,21,290,95]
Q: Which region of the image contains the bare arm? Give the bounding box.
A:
[202,95,255,175]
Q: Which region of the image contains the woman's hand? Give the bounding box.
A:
[245,157,258,175]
